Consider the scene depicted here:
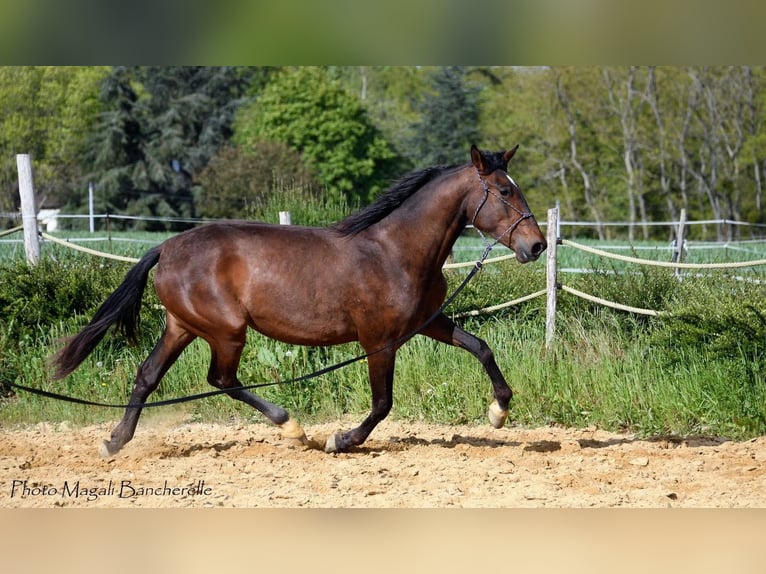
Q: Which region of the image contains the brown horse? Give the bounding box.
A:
[52,145,546,455]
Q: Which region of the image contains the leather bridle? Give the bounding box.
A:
[471,168,534,257]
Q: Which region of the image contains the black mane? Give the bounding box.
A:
[332,165,457,236]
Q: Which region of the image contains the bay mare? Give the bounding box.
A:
[52,145,546,455]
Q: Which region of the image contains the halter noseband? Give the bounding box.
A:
[471,168,534,257]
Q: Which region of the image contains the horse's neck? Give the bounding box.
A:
[374,177,470,270]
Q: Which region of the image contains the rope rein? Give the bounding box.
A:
[6,251,490,410]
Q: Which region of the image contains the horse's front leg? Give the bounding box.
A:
[324,349,396,453]
[420,314,512,429]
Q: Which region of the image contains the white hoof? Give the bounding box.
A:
[324,432,342,454]
[488,400,508,429]
[278,418,322,450]
[279,418,307,441]
[99,440,114,459]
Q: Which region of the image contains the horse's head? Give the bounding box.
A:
[468,144,547,263]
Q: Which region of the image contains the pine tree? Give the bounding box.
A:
[408,67,483,168]
[81,66,266,230]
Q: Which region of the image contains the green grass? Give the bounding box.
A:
[1,232,765,441]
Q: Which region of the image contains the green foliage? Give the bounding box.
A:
[0,66,108,213]
[445,256,546,321]
[407,66,483,168]
[234,67,399,203]
[331,66,426,164]
[654,277,766,377]
[195,142,320,219]
[245,184,353,228]
[79,66,264,230]
[0,258,124,394]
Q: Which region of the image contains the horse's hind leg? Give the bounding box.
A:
[101,320,195,457]
[206,338,313,447]
[420,313,513,429]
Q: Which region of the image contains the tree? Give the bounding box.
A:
[330,66,427,167]
[482,66,766,240]
[80,66,264,230]
[0,66,108,218]
[407,66,483,168]
[234,67,398,204]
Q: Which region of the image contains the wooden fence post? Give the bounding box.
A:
[545,207,559,350]
[672,208,687,279]
[16,154,40,266]
[88,182,95,233]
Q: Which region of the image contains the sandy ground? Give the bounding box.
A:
[2,414,765,508]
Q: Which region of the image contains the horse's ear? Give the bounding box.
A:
[503,144,520,164]
[470,145,486,172]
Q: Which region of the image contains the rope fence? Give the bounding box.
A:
[39,232,140,263]
[545,208,766,348]
[6,214,765,326]
[560,239,766,270]
[559,285,662,317]
[0,225,23,239]
[7,173,766,334]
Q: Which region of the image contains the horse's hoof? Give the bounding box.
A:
[324,432,343,454]
[488,400,509,429]
[279,418,307,441]
[279,418,322,450]
[284,434,324,451]
[99,440,117,458]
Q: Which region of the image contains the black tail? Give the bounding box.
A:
[51,246,162,380]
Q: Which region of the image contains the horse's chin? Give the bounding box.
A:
[515,252,530,264]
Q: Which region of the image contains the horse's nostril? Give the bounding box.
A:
[532,241,546,257]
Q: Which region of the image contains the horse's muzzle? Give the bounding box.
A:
[515,238,547,263]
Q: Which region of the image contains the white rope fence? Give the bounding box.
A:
[544,208,766,347]
[40,232,140,263]
[554,238,766,318]
[443,252,516,269]
[559,285,662,317]
[0,225,23,239]
[561,239,766,270]
[28,226,766,323]
[453,289,547,318]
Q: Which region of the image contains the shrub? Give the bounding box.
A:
[195,142,320,220]
[0,258,163,395]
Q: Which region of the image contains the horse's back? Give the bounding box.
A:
[152,221,362,345]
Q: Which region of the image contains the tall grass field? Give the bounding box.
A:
[1,227,765,440]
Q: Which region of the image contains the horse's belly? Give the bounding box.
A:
[245,289,359,347]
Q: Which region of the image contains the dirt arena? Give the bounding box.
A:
[2,414,765,508]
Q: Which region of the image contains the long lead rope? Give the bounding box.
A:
[5,241,491,410]
[5,170,526,410]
